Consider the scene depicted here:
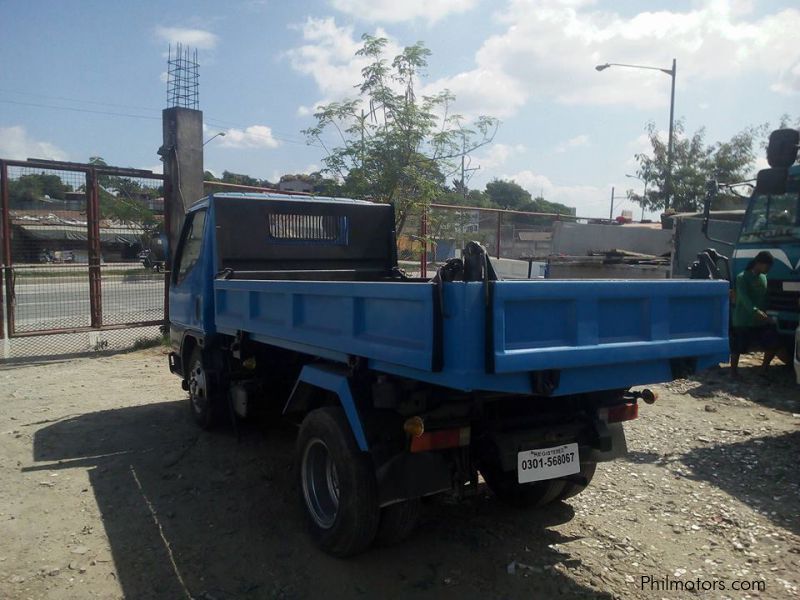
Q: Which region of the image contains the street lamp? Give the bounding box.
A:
[626,173,649,221]
[596,59,676,212]
[203,131,226,147]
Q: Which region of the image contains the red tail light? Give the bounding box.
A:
[606,402,638,423]
[410,427,470,453]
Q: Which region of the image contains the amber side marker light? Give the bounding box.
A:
[403,416,425,438]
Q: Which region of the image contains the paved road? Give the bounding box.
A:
[11,278,164,331]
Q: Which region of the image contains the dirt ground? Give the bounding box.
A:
[0,349,798,600]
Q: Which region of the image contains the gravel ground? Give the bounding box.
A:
[0,349,797,600]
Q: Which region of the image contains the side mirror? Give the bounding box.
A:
[701,179,716,235]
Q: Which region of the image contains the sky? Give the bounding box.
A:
[0,0,798,218]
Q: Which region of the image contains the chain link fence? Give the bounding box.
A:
[399,204,579,278]
[1,160,166,361]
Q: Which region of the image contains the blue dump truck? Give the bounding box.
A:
[168,193,729,556]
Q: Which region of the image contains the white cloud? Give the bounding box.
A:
[555,134,590,153]
[422,68,526,119]
[155,26,218,49]
[286,17,401,113]
[476,143,525,169]
[142,164,164,175]
[771,59,800,95]
[504,168,626,218]
[219,125,280,149]
[288,18,395,100]
[625,129,669,167]
[423,0,800,118]
[329,0,478,23]
[0,126,68,161]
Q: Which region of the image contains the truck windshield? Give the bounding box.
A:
[740,192,800,243]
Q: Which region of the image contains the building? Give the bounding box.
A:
[278,177,313,194]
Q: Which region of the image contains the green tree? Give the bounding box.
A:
[304,35,498,232]
[87,156,159,227]
[485,179,531,210]
[631,120,770,213]
[8,173,71,206]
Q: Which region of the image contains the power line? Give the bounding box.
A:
[0,88,161,113]
[0,98,161,121]
[0,89,316,146]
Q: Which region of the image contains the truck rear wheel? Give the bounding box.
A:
[296,407,379,556]
[376,499,421,546]
[187,347,223,430]
[558,462,596,500]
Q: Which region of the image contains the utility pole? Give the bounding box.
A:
[641,177,648,221]
[609,186,615,221]
[459,132,480,201]
[360,109,365,168]
[460,135,466,201]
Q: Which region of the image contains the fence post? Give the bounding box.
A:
[0,161,8,339]
[496,211,502,258]
[86,168,103,328]
[163,176,171,324]
[420,207,428,279]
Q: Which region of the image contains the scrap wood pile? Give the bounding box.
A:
[587,248,671,266]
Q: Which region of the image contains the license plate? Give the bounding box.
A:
[517,443,580,484]
[783,282,800,292]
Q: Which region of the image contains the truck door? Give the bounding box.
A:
[169,208,209,333]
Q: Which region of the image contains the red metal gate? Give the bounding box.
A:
[0,159,168,359]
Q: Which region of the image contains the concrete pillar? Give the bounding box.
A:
[161,108,203,263]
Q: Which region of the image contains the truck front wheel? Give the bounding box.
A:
[186,347,223,430]
[296,407,379,556]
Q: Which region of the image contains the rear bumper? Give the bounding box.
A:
[487,420,628,472]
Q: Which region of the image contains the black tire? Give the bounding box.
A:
[296,407,379,557]
[480,462,566,508]
[186,347,222,430]
[376,499,421,546]
[558,461,597,501]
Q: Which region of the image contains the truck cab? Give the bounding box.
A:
[732,163,800,338]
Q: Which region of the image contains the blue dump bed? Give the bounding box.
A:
[214,278,729,397]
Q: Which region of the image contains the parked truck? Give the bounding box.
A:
[702,128,800,351]
[168,193,729,556]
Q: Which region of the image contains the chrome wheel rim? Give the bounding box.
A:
[301,438,340,529]
[188,358,207,415]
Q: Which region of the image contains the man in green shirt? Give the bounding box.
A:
[730,251,791,378]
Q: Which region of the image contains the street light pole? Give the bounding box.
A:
[202,132,226,147]
[596,59,677,211]
[665,58,676,213]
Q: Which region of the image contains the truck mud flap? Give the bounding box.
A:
[375,452,451,507]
